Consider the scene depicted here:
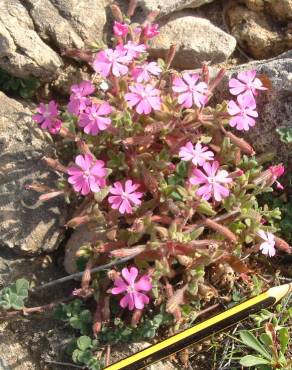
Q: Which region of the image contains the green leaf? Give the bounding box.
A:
[260,333,272,348]
[10,293,25,310]
[15,279,29,297]
[239,331,271,360]
[77,336,92,351]
[240,355,270,367]
[278,327,289,354]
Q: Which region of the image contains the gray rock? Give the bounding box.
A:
[226,4,292,59]
[150,12,236,69]
[137,0,215,17]
[0,92,67,255]
[213,51,292,163]
[0,0,62,81]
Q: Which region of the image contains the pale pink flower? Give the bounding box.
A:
[190,161,232,202]
[179,142,214,166]
[92,48,131,77]
[111,267,152,310]
[125,83,161,114]
[113,21,129,37]
[118,41,146,59]
[227,93,258,131]
[32,101,62,134]
[132,62,162,83]
[269,164,285,190]
[108,180,143,214]
[79,102,112,135]
[258,230,276,257]
[67,154,107,196]
[143,24,159,39]
[172,73,208,108]
[229,70,267,96]
[67,80,95,116]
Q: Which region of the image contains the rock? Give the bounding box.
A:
[137,0,215,17]
[0,92,67,255]
[64,224,106,274]
[23,0,85,50]
[110,342,179,369]
[149,11,236,69]
[269,0,292,22]
[226,4,292,59]
[212,51,292,163]
[0,0,62,81]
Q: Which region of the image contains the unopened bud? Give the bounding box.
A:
[42,157,68,173]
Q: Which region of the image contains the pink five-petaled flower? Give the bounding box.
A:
[111,267,152,310]
[79,102,112,135]
[143,24,159,39]
[118,41,146,59]
[172,72,208,108]
[125,83,161,114]
[92,48,131,78]
[132,62,162,83]
[229,70,267,97]
[67,80,95,116]
[108,180,143,214]
[179,142,214,166]
[32,101,61,134]
[67,154,107,196]
[269,164,285,190]
[190,161,232,202]
[258,230,276,257]
[227,93,258,131]
[113,21,129,37]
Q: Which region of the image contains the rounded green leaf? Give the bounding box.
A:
[240,355,270,367]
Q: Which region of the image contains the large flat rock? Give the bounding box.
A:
[0,92,67,255]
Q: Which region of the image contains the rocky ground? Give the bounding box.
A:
[0,0,291,369]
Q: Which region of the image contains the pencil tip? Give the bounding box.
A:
[269,283,292,303]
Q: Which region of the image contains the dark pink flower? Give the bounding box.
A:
[132,62,162,83]
[269,164,285,190]
[67,80,95,116]
[32,101,62,134]
[190,161,232,202]
[179,142,214,166]
[172,73,208,108]
[113,21,129,37]
[227,93,258,131]
[92,48,131,77]
[108,180,143,214]
[229,70,267,96]
[79,102,112,135]
[67,154,106,196]
[143,24,159,39]
[111,267,152,310]
[125,83,161,114]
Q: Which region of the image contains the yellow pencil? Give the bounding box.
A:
[104,283,291,370]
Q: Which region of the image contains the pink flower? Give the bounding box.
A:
[92,48,131,78]
[258,230,276,257]
[118,41,146,59]
[67,154,107,196]
[227,93,258,131]
[113,21,129,37]
[125,83,161,114]
[108,180,143,214]
[67,80,95,116]
[190,161,232,202]
[32,101,62,134]
[172,73,208,108]
[143,24,159,39]
[229,70,267,96]
[179,142,214,166]
[111,267,152,310]
[79,102,112,135]
[269,164,285,190]
[132,62,162,83]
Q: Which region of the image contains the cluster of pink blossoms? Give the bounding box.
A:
[227,70,266,131]
[32,101,62,134]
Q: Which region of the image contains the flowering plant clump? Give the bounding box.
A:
[30,2,290,359]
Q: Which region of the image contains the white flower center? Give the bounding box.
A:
[208,177,216,184]
[127,284,135,293]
